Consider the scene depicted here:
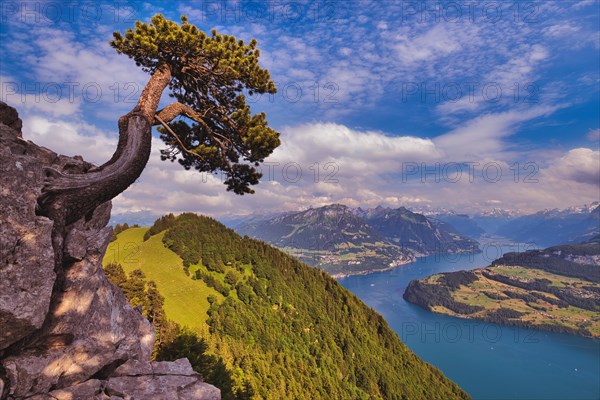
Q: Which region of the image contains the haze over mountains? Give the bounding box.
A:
[110,202,600,264]
[494,203,600,246]
[428,202,600,247]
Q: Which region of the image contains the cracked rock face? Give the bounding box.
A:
[0,102,220,400]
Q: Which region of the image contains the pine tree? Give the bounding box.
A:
[145,280,165,325]
[103,262,127,287]
[39,14,280,233]
[122,269,148,311]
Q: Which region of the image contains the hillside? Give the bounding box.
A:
[236,204,416,276]
[104,227,223,328]
[431,214,485,239]
[356,206,479,252]
[404,242,600,338]
[107,213,470,399]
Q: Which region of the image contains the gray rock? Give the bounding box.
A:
[152,358,196,376]
[0,101,22,135]
[106,375,221,400]
[47,379,104,400]
[0,106,55,352]
[0,104,220,399]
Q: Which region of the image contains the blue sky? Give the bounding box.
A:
[1,0,599,217]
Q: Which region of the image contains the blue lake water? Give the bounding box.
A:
[339,244,600,400]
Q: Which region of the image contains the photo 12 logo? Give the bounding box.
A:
[200,162,340,184]
[401,81,539,104]
[196,1,338,24]
[1,81,146,104]
[401,162,539,184]
[245,81,340,104]
[0,1,140,24]
[400,321,539,344]
[398,1,539,24]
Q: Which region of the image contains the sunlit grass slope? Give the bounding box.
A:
[103,227,221,328]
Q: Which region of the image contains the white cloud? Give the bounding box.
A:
[15,113,600,218]
[392,23,474,66]
[271,122,443,177]
[1,75,80,117]
[177,5,208,22]
[543,23,580,37]
[485,44,549,91]
[11,28,149,118]
[434,105,562,159]
[545,148,600,186]
[21,116,116,165]
[573,0,595,9]
[109,122,446,215]
[436,96,483,116]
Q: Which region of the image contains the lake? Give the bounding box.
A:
[339,243,600,400]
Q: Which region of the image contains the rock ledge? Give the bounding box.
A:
[0,102,220,400]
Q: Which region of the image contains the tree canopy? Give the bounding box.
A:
[110,14,280,194]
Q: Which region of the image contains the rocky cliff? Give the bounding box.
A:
[0,102,220,400]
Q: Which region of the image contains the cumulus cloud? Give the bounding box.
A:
[271,122,443,177]
[545,148,600,186]
[106,124,600,216]
[21,115,116,165]
[111,122,445,215]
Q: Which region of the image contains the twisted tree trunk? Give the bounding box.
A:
[39,64,171,225]
[37,63,172,266]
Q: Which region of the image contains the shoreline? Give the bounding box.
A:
[331,249,482,279]
[409,305,600,340]
[331,261,410,280]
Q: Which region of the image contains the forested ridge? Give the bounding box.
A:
[106,213,469,399]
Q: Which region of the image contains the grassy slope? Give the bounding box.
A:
[103,227,221,328]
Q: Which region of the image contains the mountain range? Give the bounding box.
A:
[415,202,599,247]
[355,205,479,253]
[109,202,600,260]
[495,204,600,246]
[234,204,479,276]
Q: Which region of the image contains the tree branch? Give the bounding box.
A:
[155,114,202,161]
[154,101,239,152]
